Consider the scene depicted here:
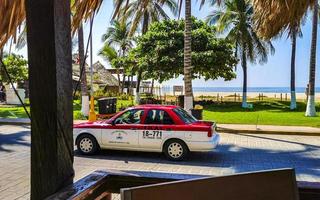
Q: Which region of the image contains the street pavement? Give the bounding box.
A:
[1,125,320,199]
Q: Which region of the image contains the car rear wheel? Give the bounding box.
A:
[164,139,189,161]
[77,134,99,155]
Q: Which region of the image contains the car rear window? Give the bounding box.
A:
[173,108,197,124]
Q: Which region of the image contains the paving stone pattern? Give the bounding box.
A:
[1,125,319,199]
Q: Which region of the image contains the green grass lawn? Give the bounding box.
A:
[0,99,134,119]
[203,101,320,127]
[1,99,319,127]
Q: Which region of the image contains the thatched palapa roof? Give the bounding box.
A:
[253,0,315,39]
[0,0,102,49]
[0,0,25,48]
[72,60,119,87]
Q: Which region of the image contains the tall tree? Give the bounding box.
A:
[306,1,318,116]
[208,0,274,108]
[99,44,122,91]
[289,29,298,110]
[117,18,237,83]
[253,0,317,116]
[286,22,304,110]
[184,0,193,112]
[102,19,132,93]
[113,0,177,103]
[78,24,89,116]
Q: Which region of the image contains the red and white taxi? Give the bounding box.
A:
[73,105,220,160]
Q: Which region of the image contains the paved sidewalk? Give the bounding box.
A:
[1,125,320,199]
[1,118,319,135]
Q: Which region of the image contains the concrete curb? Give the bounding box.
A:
[217,127,320,136]
[0,118,30,125]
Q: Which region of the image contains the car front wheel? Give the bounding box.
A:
[77,134,99,155]
[164,139,189,161]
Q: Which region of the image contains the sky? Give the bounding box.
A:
[8,0,320,88]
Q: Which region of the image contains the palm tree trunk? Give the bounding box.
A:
[151,79,154,95]
[135,69,142,103]
[0,48,4,80]
[121,48,126,94]
[306,2,318,117]
[241,50,248,108]
[290,31,297,110]
[121,74,126,93]
[115,68,121,94]
[184,0,193,113]
[128,74,133,95]
[78,24,89,116]
[135,13,149,104]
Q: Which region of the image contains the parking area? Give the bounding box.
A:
[1,125,320,199]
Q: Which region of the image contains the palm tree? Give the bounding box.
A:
[183,0,193,112]
[115,0,178,35]
[102,19,133,93]
[306,1,318,116]
[99,44,119,72]
[78,24,90,116]
[113,0,177,103]
[287,24,303,110]
[253,0,318,116]
[208,0,274,108]
[289,29,298,110]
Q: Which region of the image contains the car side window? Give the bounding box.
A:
[114,109,144,124]
[145,110,174,125]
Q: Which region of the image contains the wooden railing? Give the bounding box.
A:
[47,170,320,200]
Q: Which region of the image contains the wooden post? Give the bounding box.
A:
[26,0,74,199]
[280,93,283,101]
[217,93,219,102]
[285,93,288,101]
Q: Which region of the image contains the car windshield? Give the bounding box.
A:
[173,108,197,124]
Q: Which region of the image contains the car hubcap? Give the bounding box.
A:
[168,143,183,158]
[79,138,93,153]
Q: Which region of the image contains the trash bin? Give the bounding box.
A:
[191,104,203,120]
[98,97,117,114]
[191,109,203,120]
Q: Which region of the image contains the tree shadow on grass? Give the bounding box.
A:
[75,134,320,181]
[0,130,30,152]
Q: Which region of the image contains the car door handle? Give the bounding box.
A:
[130,128,137,130]
[166,128,172,131]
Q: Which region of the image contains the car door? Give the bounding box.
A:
[139,109,176,150]
[101,109,145,148]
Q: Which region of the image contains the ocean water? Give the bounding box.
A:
[162,87,320,93]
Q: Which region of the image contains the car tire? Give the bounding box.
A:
[164,139,189,161]
[77,134,99,155]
